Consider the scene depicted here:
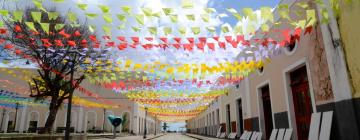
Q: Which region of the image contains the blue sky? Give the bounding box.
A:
[166,0,280,130]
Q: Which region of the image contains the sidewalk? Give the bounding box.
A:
[185,133,222,140]
[93,134,166,140]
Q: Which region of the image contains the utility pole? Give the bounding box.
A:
[0,108,6,132]
[103,108,106,133]
[143,107,148,139]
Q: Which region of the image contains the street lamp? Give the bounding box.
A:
[143,107,148,139]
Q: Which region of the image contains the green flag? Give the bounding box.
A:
[48,12,59,20]
[148,27,157,35]
[25,22,36,31]
[40,23,50,33]
[169,15,178,23]
[13,11,23,21]
[191,27,200,35]
[116,14,127,22]
[77,4,88,10]
[103,14,113,23]
[67,12,77,23]
[98,5,110,13]
[162,8,173,16]
[31,12,41,22]
[163,27,172,35]
[122,6,132,14]
[85,13,98,19]
[102,25,111,36]
[135,14,144,25]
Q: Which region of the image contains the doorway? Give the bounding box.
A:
[290,66,312,140]
[236,99,244,136]
[260,85,273,139]
[226,104,231,135]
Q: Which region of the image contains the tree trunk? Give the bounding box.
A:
[39,101,59,134]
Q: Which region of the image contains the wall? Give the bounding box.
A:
[337,0,360,98]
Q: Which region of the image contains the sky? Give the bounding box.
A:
[0,0,280,130]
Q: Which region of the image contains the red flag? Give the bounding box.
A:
[131,37,139,43]
[14,25,22,32]
[0,28,7,34]
[4,44,14,49]
[213,36,219,41]
[74,31,81,37]
[207,43,215,51]
[173,37,181,43]
[67,40,76,47]
[183,44,193,51]
[145,37,153,41]
[173,44,181,49]
[160,37,168,43]
[117,36,126,42]
[118,43,127,50]
[105,41,115,47]
[89,35,97,42]
[54,40,64,47]
[304,26,313,35]
[218,42,226,49]
[187,38,194,44]
[196,43,205,51]
[198,37,207,43]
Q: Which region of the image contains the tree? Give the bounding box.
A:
[0,7,109,134]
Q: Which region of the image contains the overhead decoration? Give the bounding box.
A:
[0,0,331,122]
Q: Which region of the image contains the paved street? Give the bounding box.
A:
[152,133,197,140]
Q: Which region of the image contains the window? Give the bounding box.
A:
[284,35,298,55]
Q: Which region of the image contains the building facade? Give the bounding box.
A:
[186,0,360,139]
[0,68,160,135]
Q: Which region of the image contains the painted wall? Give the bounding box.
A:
[338,0,360,98]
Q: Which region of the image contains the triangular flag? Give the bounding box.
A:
[0,10,8,16]
[116,14,127,22]
[200,14,209,22]
[148,27,157,35]
[103,14,113,23]
[122,6,132,14]
[169,15,178,23]
[31,12,41,22]
[186,14,195,21]
[178,26,186,35]
[191,27,200,35]
[98,5,110,13]
[48,12,58,20]
[206,26,216,33]
[85,13,98,19]
[40,23,50,33]
[13,11,23,21]
[55,24,65,31]
[25,22,36,31]
[135,14,144,25]
[67,12,77,23]
[182,0,194,9]
[204,8,216,13]
[142,7,153,17]
[132,26,141,32]
[77,4,88,10]
[102,25,111,36]
[260,7,273,23]
[162,8,173,16]
[163,27,172,35]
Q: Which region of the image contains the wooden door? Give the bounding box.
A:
[261,85,273,140]
[290,66,312,140]
[237,99,244,135]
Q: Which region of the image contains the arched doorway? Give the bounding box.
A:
[85,111,97,133]
[6,112,16,132]
[28,111,39,133]
[122,112,130,133]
